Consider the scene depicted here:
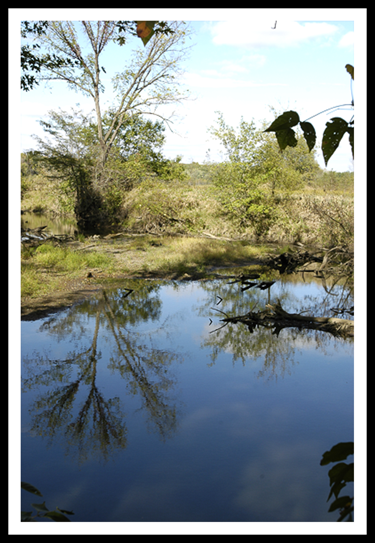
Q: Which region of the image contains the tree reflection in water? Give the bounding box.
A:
[197,273,353,381]
[22,280,182,464]
[22,275,353,463]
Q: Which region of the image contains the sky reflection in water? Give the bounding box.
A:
[21,277,353,522]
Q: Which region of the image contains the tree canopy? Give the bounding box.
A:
[21,20,191,168]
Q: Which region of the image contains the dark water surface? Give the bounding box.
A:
[21,277,353,522]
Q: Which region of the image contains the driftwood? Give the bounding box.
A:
[213,301,354,339]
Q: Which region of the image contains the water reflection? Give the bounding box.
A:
[21,212,77,237]
[197,275,353,380]
[22,280,182,464]
[21,276,354,521]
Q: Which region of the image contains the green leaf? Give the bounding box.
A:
[275,128,298,151]
[327,480,347,501]
[43,510,71,522]
[338,503,354,522]
[320,442,354,466]
[328,462,354,488]
[21,482,43,497]
[264,111,300,133]
[328,495,353,513]
[21,511,36,522]
[322,117,349,166]
[300,121,316,152]
[347,126,354,158]
[57,507,74,516]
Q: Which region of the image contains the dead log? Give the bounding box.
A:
[218,300,354,339]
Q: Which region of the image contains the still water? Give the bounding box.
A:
[21,212,77,237]
[21,276,353,522]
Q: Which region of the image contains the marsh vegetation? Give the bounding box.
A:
[21,148,353,308]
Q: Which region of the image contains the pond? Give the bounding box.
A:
[21,275,354,523]
[21,212,77,237]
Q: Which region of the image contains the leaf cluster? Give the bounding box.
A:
[21,21,80,91]
[115,21,175,46]
[264,65,354,166]
[21,482,74,522]
[21,20,175,91]
[320,442,354,521]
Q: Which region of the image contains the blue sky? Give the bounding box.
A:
[13,9,364,173]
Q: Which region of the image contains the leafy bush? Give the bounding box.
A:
[209,161,277,236]
[207,112,321,237]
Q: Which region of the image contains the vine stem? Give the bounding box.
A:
[303,103,353,123]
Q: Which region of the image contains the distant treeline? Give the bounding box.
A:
[182,161,354,192]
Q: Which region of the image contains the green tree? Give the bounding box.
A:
[208,112,320,236]
[21,21,80,92]
[103,113,186,179]
[33,108,186,230]
[32,108,102,229]
[254,117,321,194]
[23,21,191,170]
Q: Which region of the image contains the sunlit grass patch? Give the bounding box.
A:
[138,236,267,276]
[30,243,114,273]
[21,242,116,299]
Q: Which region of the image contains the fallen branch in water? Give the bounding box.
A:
[21,226,74,247]
[215,300,354,339]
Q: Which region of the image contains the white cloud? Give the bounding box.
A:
[210,20,338,48]
[338,31,354,48]
[197,56,266,82]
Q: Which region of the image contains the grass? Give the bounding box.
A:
[21,236,270,301]
[121,178,354,245]
[21,243,115,299]
[136,237,267,275]
[122,180,238,238]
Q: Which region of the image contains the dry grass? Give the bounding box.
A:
[121,179,354,246]
[122,181,240,238]
[264,193,354,246]
[125,236,267,276]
